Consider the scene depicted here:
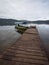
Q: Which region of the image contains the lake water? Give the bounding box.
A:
[0,25,49,57]
[37,24,49,58]
[0,26,21,53]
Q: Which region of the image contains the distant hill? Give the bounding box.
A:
[32,20,49,24]
[0,18,28,25]
[0,18,49,25]
[0,18,17,25]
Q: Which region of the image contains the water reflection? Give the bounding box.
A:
[37,24,49,58]
[0,26,21,52]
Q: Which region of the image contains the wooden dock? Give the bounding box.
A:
[0,27,49,65]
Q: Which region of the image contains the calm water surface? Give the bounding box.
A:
[0,26,21,52]
[37,24,49,58]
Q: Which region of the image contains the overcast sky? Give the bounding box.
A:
[0,0,49,21]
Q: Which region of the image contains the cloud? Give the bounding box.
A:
[0,0,49,21]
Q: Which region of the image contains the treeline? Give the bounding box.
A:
[0,18,49,25]
[0,19,17,25]
[32,20,49,24]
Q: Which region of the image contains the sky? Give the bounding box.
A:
[0,0,49,21]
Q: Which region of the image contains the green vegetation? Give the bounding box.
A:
[15,25,28,34]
